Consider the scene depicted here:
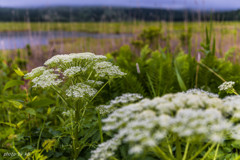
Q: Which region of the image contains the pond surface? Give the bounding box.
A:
[0,31,131,50]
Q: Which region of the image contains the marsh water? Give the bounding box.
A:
[0,31,131,50]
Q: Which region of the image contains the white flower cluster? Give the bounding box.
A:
[62,109,75,117]
[222,96,240,119]
[66,83,97,98]
[32,69,63,88]
[186,88,219,98]
[90,90,240,160]
[24,66,46,79]
[26,52,126,99]
[89,135,121,160]
[96,93,143,115]
[85,80,104,86]
[44,52,106,67]
[93,61,126,79]
[218,81,235,91]
[63,66,87,77]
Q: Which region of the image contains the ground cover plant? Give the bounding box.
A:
[2,23,240,160]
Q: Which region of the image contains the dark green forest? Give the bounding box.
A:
[0,6,240,22]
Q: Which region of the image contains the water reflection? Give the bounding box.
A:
[0,31,131,50]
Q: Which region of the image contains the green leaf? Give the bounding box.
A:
[25,108,36,116]
[0,121,16,127]
[28,98,55,107]
[57,115,65,124]
[3,80,24,91]
[14,67,24,76]
[174,61,187,91]
[8,100,23,109]
[17,120,25,128]
[146,73,156,97]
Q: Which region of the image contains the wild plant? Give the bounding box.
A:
[25,52,126,159]
[90,89,240,160]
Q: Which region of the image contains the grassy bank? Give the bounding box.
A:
[0,21,239,33]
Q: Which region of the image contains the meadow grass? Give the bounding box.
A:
[2,21,240,70]
[0,21,239,33]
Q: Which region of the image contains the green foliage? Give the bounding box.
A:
[3,24,240,160]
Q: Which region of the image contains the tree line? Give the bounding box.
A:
[0,6,239,22]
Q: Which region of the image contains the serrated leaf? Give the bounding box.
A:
[3,80,24,91]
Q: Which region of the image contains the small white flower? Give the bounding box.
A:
[218,81,235,92]
[66,83,97,98]
[86,80,104,86]
[24,66,46,79]
[186,88,219,98]
[94,61,126,79]
[63,66,86,77]
[32,69,62,88]
[96,93,143,115]
[91,90,240,158]
[129,145,143,154]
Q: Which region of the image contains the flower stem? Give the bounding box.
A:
[182,140,190,160]
[213,144,220,160]
[167,138,174,158]
[189,142,211,160]
[97,112,104,143]
[37,119,45,150]
[176,137,182,160]
[13,145,25,160]
[152,146,173,160]
[198,62,225,82]
[200,143,216,160]
[73,101,81,160]
[90,80,109,102]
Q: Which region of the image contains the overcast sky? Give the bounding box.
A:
[0,0,240,10]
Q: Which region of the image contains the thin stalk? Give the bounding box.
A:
[167,138,174,158]
[152,146,172,160]
[51,86,72,109]
[200,143,216,160]
[90,80,109,103]
[189,142,211,160]
[182,140,190,160]
[232,89,239,96]
[198,62,225,82]
[73,101,81,160]
[70,108,75,152]
[87,70,93,80]
[13,142,25,160]
[97,112,104,143]
[146,73,156,97]
[176,138,182,160]
[213,144,220,160]
[79,105,87,125]
[195,62,199,88]
[37,119,45,150]
[79,80,110,124]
